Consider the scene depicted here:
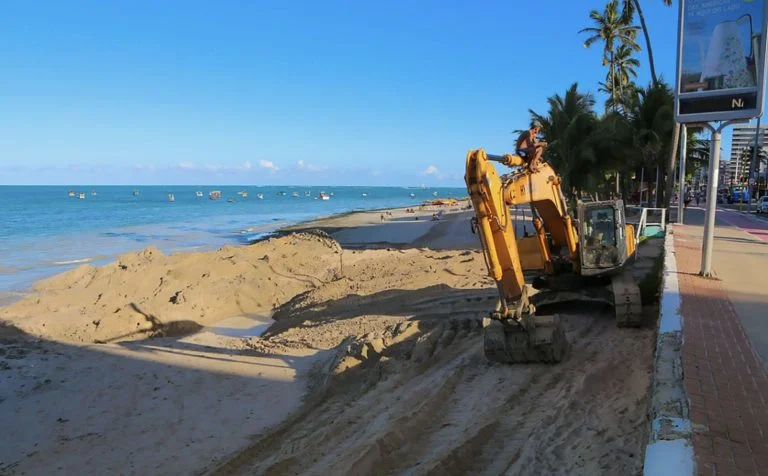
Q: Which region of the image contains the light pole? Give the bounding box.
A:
[677,124,687,223]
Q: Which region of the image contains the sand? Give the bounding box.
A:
[0,202,659,475]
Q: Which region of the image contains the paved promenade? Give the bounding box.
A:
[673,207,768,475]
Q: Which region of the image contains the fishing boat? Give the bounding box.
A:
[361,193,368,197]
[304,191,310,196]
[433,191,438,197]
[237,191,248,198]
[196,191,203,197]
[318,192,331,201]
[292,191,300,198]
[168,193,175,202]
[91,190,97,196]
[256,193,264,200]
[78,192,86,200]
[209,190,222,200]
[68,190,75,197]
[409,193,416,198]
[277,191,287,196]
[132,190,140,197]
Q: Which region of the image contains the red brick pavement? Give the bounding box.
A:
[675,227,768,476]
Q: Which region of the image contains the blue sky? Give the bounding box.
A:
[0,0,735,186]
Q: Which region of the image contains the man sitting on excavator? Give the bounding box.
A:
[515,120,548,170]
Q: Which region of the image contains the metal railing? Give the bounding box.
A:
[635,207,667,243]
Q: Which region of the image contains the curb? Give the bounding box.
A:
[643,227,695,475]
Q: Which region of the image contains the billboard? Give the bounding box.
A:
[675,0,768,123]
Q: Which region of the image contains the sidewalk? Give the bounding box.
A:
[672,211,768,475]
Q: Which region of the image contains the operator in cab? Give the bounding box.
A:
[515,121,547,170]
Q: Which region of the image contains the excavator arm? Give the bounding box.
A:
[465,149,581,304]
[465,149,568,363]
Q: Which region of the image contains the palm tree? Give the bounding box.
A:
[580,0,641,113]
[618,0,680,208]
[627,81,674,205]
[619,0,673,87]
[612,44,640,93]
[599,49,640,115]
[528,83,600,195]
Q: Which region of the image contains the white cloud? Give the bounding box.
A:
[200,161,256,173]
[259,159,279,172]
[423,165,439,176]
[296,159,327,172]
[370,169,381,177]
[177,162,196,170]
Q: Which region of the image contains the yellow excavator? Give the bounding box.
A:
[464,148,641,364]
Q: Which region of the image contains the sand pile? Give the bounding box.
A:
[0,232,345,343]
[0,205,662,475]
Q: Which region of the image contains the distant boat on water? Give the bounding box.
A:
[227,198,235,203]
[277,191,287,196]
[91,190,97,196]
[196,191,203,198]
[209,191,222,200]
[319,192,331,201]
[78,192,86,200]
[237,191,248,198]
[433,191,438,197]
[168,193,175,202]
[256,193,264,200]
[292,192,299,198]
[68,190,75,197]
[409,193,416,198]
[361,193,368,197]
[132,190,140,197]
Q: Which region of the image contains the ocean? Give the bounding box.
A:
[0,185,466,300]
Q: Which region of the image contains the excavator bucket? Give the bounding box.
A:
[481,287,568,364]
[482,314,567,364]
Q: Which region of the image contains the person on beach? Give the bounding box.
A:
[515,121,547,170]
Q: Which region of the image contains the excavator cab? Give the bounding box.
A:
[577,200,632,277]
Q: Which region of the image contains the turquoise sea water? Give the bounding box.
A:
[0,185,465,297]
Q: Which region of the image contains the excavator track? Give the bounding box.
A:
[611,268,643,327]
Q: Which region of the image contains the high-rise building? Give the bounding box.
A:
[727,124,768,186]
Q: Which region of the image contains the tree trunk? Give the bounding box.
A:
[611,50,617,113]
[663,123,681,209]
[633,0,658,86]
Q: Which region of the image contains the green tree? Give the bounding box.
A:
[580,0,640,113]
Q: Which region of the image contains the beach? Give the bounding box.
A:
[0,200,660,475]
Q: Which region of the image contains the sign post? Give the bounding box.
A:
[675,0,768,277]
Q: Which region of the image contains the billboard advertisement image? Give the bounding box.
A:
[675,0,768,122]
